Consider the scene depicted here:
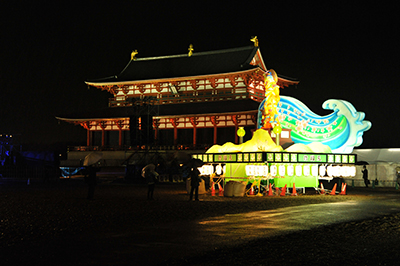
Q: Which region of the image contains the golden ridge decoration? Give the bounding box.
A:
[188,44,194,57]
[250,36,259,47]
[131,50,138,60]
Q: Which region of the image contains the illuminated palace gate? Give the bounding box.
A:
[58,44,298,148]
[73,111,257,148]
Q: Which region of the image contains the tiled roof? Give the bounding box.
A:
[86,46,260,83]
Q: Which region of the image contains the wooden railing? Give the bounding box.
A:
[68,144,212,152]
[109,90,249,107]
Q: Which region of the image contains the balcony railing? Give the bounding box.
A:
[109,91,249,107]
[68,144,212,152]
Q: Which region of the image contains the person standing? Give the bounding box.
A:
[189,167,201,201]
[86,165,99,200]
[145,169,158,200]
[362,165,369,188]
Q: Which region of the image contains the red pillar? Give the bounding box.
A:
[153,119,160,146]
[193,127,197,146]
[213,126,217,144]
[174,127,178,146]
[83,121,92,147]
[235,126,238,144]
[87,130,90,146]
[99,121,107,147]
[115,120,124,147]
[211,116,219,145]
[118,129,122,147]
[101,129,105,147]
[190,117,199,148]
[170,118,179,146]
[231,115,240,144]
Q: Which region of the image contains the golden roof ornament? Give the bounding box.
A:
[131,50,138,60]
[188,44,194,57]
[250,36,259,47]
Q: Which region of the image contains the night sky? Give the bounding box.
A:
[1,2,398,150]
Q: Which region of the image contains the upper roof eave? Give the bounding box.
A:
[278,76,300,84]
[85,68,299,87]
[85,67,263,87]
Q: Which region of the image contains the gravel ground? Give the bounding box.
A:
[166,213,400,266]
[1,178,400,265]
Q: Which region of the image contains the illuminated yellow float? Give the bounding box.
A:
[192,67,360,194]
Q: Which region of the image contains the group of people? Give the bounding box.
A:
[83,161,202,201]
[142,160,202,201]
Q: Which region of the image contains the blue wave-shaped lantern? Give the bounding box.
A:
[257,95,372,153]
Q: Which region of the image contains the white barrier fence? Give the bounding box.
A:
[343,164,400,187]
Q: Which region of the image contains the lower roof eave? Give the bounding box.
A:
[56,109,258,123]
